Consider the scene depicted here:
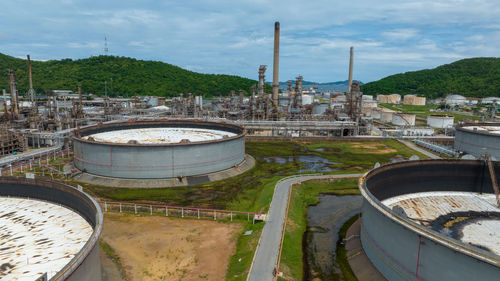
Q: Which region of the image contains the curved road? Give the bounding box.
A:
[247,173,363,281]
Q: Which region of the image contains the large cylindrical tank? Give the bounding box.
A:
[313,102,329,115]
[392,113,416,126]
[359,160,500,281]
[427,115,454,128]
[302,94,313,105]
[72,120,246,179]
[455,122,500,159]
[0,177,103,281]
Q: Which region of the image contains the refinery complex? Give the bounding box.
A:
[0,21,499,281]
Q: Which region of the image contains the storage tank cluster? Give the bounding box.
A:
[455,122,500,159]
[377,94,401,104]
[72,119,246,179]
[359,160,500,281]
[427,115,454,128]
[0,177,103,281]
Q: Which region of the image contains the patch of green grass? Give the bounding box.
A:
[279,178,360,280]
[226,222,265,281]
[305,139,428,171]
[336,215,360,281]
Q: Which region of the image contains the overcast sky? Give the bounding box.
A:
[2,0,499,83]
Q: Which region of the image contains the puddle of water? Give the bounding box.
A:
[263,155,341,172]
[389,155,406,163]
[305,194,362,280]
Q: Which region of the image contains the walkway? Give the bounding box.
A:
[247,173,363,281]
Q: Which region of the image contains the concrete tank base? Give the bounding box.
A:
[72,154,255,188]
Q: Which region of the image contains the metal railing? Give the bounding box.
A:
[413,139,457,157]
[0,148,72,176]
[100,201,259,223]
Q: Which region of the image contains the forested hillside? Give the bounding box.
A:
[0,53,261,97]
[361,58,500,98]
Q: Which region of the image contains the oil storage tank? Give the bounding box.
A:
[392,113,416,126]
[455,122,500,159]
[0,177,102,281]
[359,160,499,281]
[72,119,246,179]
[427,115,454,128]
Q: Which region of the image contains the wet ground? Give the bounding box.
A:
[263,155,340,172]
[305,195,362,280]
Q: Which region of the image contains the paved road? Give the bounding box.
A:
[247,173,363,281]
[398,140,441,159]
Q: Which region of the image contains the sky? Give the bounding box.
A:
[2,0,500,83]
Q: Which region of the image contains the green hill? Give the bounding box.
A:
[0,53,261,97]
[361,58,500,98]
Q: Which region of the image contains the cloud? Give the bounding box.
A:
[1,0,500,82]
[382,28,419,41]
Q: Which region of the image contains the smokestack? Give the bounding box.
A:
[8,70,18,116]
[272,21,280,112]
[347,46,354,93]
[78,85,83,113]
[27,55,35,104]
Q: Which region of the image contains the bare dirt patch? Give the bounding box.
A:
[101,213,242,281]
[348,142,396,154]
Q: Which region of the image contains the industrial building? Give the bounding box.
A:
[359,160,500,281]
[455,123,500,159]
[0,177,103,281]
[72,119,246,179]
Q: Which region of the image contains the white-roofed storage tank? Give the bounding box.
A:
[72,119,246,179]
[427,115,454,128]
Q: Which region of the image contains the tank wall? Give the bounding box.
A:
[455,128,500,159]
[74,136,245,178]
[392,114,415,126]
[66,245,101,281]
[361,200,500,281]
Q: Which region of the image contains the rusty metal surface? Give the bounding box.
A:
[0,177,103,281]
[382,191,500,256]
[0,197,93,280]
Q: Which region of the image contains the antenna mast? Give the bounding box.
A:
[104,36,109,55]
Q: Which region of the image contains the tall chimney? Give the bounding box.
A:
[78,85,83,113]
[347,46,354,93]
[8,70,18,116]
[272,21,280,112]
[27,55,36,105]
